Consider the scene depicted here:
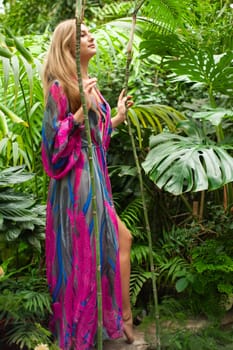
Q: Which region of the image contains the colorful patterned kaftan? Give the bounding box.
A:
[41,81,123,350]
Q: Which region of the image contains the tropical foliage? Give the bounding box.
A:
[0,0,233,349]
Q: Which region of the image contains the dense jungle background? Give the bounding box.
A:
[0,0,233,349]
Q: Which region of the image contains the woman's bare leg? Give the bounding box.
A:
[117,215,134,343]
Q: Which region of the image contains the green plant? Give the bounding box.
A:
[130,266,152,306]
[142,117,233,196]
[161,325,233,350]
[153,206,233,320]
[0,166,45,269]
[189,238,233,318]
[0,166,52,349]
[90,1,135,24]
[0,27,45,200]
[165,50,233,105]
[2,0,53,34]
[140,3,233,201]
[0,270,52,350]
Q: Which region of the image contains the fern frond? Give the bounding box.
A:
[142,0,192,33]
[22,290,51,314]
[159,256,190,283]
[120,197,143,230]
[131,243,151,265]
[130,267,152,305]
[6,322,51,350]
[139,31,189,58]
[91,1,135,23]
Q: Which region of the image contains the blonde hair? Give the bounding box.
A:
[42,19,81,113]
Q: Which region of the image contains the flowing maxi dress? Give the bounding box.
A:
[41,80,123,350]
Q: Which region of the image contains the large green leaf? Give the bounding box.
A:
[165,50,233,96]
[142,129,233,195]
[192,108,233,127]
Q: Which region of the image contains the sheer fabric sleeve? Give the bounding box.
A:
[41,81,83,179]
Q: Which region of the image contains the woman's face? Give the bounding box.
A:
[80,24,96,61]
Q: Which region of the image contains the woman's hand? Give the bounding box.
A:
[83,78,98,110]
[112,89,134,128]
[73,77,97,124]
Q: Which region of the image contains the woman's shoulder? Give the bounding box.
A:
[48,80,66,99]
[49,79,62,91]
[46,79,69,112]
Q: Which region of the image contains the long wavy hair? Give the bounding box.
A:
[42,19,80,113]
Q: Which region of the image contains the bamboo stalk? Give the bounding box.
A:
[75,2,103,349]
[124,1,161,348]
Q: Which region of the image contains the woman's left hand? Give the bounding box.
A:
[117,89,134,120]
[112,89,134,128]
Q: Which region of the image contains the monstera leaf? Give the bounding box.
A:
[142,121,233,195]
[165,50,233,96]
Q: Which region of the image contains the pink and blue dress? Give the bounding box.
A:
[41,80,123,349]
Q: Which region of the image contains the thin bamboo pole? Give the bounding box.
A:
[124,1,161,348]
[75,2,103,349]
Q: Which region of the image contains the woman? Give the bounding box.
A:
[41,19,134,349]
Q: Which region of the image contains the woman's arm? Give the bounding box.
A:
[41,81,83,179]
[41,78,99,179]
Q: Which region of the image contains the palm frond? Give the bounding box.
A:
[139,31,189,58]
[128,104,186,147]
